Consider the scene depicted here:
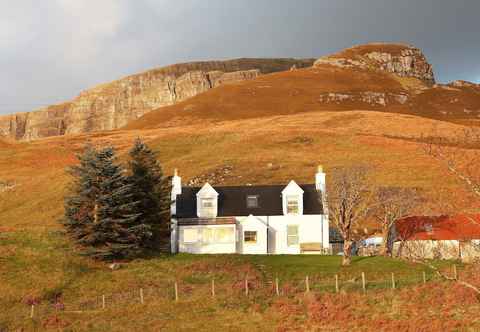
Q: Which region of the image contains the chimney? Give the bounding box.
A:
[315,165,326,192]
[172,168,182,198]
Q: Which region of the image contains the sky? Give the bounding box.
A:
[1,0,479,115]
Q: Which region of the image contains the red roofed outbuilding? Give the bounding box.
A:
[393,215,480,262]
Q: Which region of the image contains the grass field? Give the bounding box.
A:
[2,96,480,330]
[0,227,467,331]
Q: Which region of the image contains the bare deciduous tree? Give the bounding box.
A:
[373,187,420,256]
[326,166,373,266]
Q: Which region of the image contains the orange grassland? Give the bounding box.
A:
[2,63,480,330]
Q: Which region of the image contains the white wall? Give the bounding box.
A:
[178,224,236,254]
[236,216,268,254]
[175,214,328,255]
[263,214,328,254]
[393,239,461,260]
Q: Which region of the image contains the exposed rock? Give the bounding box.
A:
[0,180,16,193]
[314,57,366,69]
[108,263,121,270]
[314,43,435,85]
[318,91,409,107]
[448,80,479,88]
[0,58,314,140]
[187,165,237,186]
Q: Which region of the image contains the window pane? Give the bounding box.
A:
[202,198,214,208]
[202,227,235,243]
[183,229,198,243]
[215,227,235,243]
[244,231,257,243]
[246,195,258,208]
[203,228,215,243]
[287,196,299,214]
[287,225,299,246]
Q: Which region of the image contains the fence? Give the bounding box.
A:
[25,266,459,321]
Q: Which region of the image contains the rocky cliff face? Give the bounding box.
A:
[0,58,314,140]
[314,43,435,85]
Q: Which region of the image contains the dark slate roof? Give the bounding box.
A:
[175,184,323,218]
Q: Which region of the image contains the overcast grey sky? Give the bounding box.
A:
[1,0,479,115]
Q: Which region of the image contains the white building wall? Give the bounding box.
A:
[266,214,328,254]
[236,215,268,254]
[175,215,328,255]
[178,224,236,254]
[393,239,461,260]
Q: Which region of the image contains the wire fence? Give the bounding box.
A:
[25,267,456,321]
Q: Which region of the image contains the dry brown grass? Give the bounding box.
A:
[0,110,476,231]
[2,108,480,330]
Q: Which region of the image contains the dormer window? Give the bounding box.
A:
[281,180,304,216]
[246,195,259,208]
[286,195,299,214]
[202,198,215,208]
[196,183,219,218]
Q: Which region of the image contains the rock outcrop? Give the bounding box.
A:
[314,43,435,85]
[0,58,314,140]
[318,91,409,107]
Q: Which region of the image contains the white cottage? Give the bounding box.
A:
[170,167,330,254]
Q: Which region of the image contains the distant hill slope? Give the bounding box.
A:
[127,43,480,130]
[2,42,480,141]
[0,58,314,140]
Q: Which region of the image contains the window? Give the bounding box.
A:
[287,225,299,246]
[246,195,259,208]
[244,231,257,244]
[183,228,198,243]
[203,227,235,243]
[424,223,433,234]
[202,198,214,208]
[286,195,299,214]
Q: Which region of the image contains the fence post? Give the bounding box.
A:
[30,305,34,319]
[102,295,106,309]
[174,281,179,302]
[391,273,396,289]
[275,277,280,296]
[305,275,310,293]
[211,278,215,297]
[361,272,366,293]
[453,264,458,280]
[245,277,249,296]
[140,288,144,304]
[335,274,339,293]
[422,271,427,284]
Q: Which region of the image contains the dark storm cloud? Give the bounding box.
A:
[1,0,479,115]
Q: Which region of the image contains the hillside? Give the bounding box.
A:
[2,43,480,330]
[2,43,480,142]
[0,58,314,140]
[2,109,480,330]
[127,44,480,130]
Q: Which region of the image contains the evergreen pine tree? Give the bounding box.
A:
[63,145,147,260]
[128,138,172,251]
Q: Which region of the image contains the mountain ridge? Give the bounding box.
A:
[0,58,314,140]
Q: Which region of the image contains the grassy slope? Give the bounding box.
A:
[1,110,476,230]
[1,111,479,330]
[126,64,480,131]
[0,228,464,331]
[2,44,480,329]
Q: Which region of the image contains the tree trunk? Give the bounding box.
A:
[342,240,353,266]
[379,226,390,256]
[94,203,99,224]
